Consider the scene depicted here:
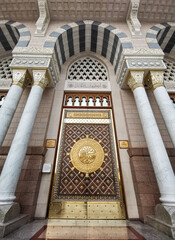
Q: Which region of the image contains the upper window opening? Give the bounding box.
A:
[67,57,108,82]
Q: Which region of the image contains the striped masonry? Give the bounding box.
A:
[146,22,175,57]
[44,21,133,73]
[0,20,31,57]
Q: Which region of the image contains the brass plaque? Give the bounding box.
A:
[49,202,87,219]
[119,140,129,149]
[46,139,56,148]
[70,137,104,177]
[49,201,126,219]
[87,202,126,219]
[66,112,108,119]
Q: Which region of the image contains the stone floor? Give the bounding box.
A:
[0,219,174,240]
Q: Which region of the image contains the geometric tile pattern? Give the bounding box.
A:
[53,123,121,201]
[44,20,133,74]
[146,22,175,58]
[164,58,175,82]
[0,20,31,58]
[0,57,12,80]
[67,57,108,81]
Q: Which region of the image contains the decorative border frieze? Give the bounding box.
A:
[126,59,166,69]
[10,57,50,69]
[117,55,166,89]
[64,81,111,92]
[10,55,59,87]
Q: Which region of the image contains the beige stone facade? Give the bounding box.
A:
[0,0,175,238]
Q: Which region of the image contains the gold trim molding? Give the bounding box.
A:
[145,71,164,91]
[127,71,144,92]
[66,112,109,119]
[12,69,32,89]
[32,69,50,91]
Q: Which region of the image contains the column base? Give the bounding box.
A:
[0,202,20,223]
[147,204,175,239]
[0,214,28,237]
[0,203,29,237]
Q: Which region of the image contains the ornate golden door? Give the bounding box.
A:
[49,108,126,219]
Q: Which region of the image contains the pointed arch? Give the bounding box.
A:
[146,22,175,57]
[0,20,31,58]
[43,20,133,74]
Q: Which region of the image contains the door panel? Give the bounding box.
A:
[49,109,126,219]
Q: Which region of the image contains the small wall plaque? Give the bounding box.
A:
[119,140,129,149]
[46,139,56,148]
[42,163,52,173]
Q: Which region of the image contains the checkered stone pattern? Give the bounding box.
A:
[146,22,175,57]
[44,21,133,74]
[0,0,38,21]
[0,20,31,58]
[138,0,175,23]
[67,57,108,81]
[48,0,130,22]
[53,123,121,201]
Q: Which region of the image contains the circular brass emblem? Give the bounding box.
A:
[70,138,104,175]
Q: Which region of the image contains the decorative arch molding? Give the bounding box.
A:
[146,22,175,56]
[0,20,31,58]
[43,20,133,74]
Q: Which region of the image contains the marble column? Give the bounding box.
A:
[145,70,175,148]
[127,71,175,206]
[0,69,31,146]
[0,70,49,205]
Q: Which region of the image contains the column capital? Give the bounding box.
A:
[32,69,50,91]
[12,69,32,90]
[145,70,164,91]
[127,71,144,92]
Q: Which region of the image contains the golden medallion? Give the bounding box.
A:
[70,138,104,176]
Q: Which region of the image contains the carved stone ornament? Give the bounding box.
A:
[145,71,164,91]
[10,55,59,88]
[117,55,166,89]
[127,0,142,36]
[127,71,144,92]
[32,70,50,91]
[126,58,166,70]
[35,0,50,36]
[12,69,32,89]
[12,46,53,55]
[123,48,164,57]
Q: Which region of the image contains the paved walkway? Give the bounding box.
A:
[0,220,174,240]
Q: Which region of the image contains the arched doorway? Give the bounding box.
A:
[48,56,126,219]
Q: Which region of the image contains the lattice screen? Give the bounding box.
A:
[0,57,12,81]
[67,57,108,81]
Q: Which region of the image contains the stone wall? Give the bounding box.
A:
[0,147,46,219]
[129,148,175,221]
[2,87,55,147]
[121,89,173,148]
[0,87,55,219]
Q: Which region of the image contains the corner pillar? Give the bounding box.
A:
[0,69,32,146]
[145,70,175,148]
